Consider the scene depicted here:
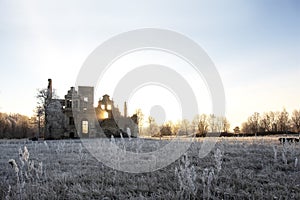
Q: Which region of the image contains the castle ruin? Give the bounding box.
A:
[45,79,138,139]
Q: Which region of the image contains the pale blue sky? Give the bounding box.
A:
[0,0,299,127]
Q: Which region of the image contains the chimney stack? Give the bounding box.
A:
[124,101,127,118]
[47,79,52,100]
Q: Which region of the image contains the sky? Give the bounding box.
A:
[0,0,299,128]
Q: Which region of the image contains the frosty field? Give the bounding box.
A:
[1,137,300,199]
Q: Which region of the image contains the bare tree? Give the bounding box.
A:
[241,112,260,134]
[164,120,180,135]
[209,114,217,132]
[269,111,279,132]
[135,108,144,135]
[249,112,260,134]
[180,119,191,136]
[277,108,290,132]
[241,122,250,133]
[147,116,159,137]
[193,114,209,136]
[217,116,230,133]
[260,112,272,132]
[160,123,172,136]
[291,109,300,133]
[36,89,48,135]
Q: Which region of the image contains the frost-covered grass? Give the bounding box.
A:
[1,137,300,199]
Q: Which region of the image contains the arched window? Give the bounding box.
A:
[82,120,89,134]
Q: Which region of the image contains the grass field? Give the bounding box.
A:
[1,136,300,199]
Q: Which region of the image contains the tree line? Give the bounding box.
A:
[0,112,36,139]
[138,108,300,138]
[136,110,230,137]
[241,108,300,134]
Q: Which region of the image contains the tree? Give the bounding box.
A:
[291,109,300,133]
[135,109,144,135]
[221,117,230,133]
[147,116,159,137]
[160,123,172,136]
[193,114,209,136]
[208,114,217,132]
[241,122,250,134]
[277,108,290,132]
[164,120,180,135]
[248,112,260,134]
[35,106,44,139]
[36,88,50,138]
[269,111,279,132]
[233,126,240,134]
[241,112,260,134]
[260,112,272,132]
[180,119,191,136]
[212,116,230,133]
